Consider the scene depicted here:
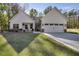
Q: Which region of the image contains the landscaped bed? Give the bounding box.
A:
[0,32,79,56]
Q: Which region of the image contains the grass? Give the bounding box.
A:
[2,32,39,53]
[0,35,17,56]
[67,29,79,34]
[19,34,79,56]
[0,32,79,56]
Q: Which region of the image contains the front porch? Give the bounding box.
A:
[9,23,35,32]
[22,23,34,32]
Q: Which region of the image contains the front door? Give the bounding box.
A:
[30,24,33,31]
[22,23,33,32]
[22,23,28,32]
[25,24,28,30]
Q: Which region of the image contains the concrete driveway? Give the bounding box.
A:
[43,32,79,52]
[48,32,79,41]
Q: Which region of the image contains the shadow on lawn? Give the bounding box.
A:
[2,32,39,53]
[0,42,8,51]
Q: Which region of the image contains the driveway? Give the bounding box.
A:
[48,32,79,41]
[43,32,79,52]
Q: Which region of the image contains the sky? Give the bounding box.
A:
[22,3,79,13]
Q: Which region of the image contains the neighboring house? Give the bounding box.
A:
[41,7,67,32]
[9,8,35,32]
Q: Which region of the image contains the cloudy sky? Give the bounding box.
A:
[19,3,79,14]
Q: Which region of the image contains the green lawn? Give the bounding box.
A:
[2,32,39,53]
[0,35,17,56]
[0,32,79,56]
[19,34,79,56]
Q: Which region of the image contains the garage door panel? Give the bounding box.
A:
[43,25,64,32]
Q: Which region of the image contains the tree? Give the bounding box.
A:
[0,3,8,32]
[68,9,77,17]
[4,3,19,31]
[4,3,19,19]
[11,4,19,16]
[44,6,52,15]
[63,12,68,17]
[38,12,43,17]
[64,9,79,28]
[0,13,8,31]
[0,3,7,12]
[29,9,38,17]
[68,9,77,28]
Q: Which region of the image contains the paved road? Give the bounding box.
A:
[43,32,79,52]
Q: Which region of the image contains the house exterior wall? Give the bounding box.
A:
[9,10,35,31]
[41,7,67,32]
[42,8,66,24]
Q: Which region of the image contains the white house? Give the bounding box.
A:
[9,8,35,32]
[9,6,67,32]
[41,7,67,32]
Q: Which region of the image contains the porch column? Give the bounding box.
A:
[28,24,30,31]
[33,23,35,31]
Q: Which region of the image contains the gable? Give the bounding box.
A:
[9,10,34,24]
[41,7,67,24]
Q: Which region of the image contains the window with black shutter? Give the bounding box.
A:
[25,25,28,29]
[30,24,33,29]
[13,24,19,29]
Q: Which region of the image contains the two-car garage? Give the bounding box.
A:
[41,7,67,32]
[42,23,65,32]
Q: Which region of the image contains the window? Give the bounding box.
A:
[55,24,58,26]
[50,24,53,26]
[45,24,48,25]
[30,24,33,29]
[13,24,19,29]
[22,23,24,25]
[25,25,28,29]
[59,24,63,26]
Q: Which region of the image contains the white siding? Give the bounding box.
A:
[41,8,67,24]
[9,10,35,30]
[41,7,67,32]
